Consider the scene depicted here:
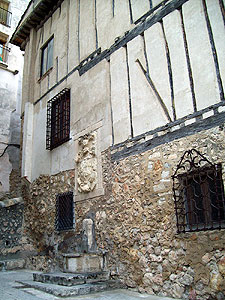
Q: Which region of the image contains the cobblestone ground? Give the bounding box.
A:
[0,270,180,300]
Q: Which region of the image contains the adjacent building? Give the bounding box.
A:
[10,0,225,299]
[0,0,30,260]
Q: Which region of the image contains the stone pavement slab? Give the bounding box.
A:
[0,270,181,300]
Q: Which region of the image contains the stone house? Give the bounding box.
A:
[10,0,225,299]
[0,0,29,262]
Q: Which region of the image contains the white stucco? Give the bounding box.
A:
[183,0,220,110]
[163,9,194,119]
[144,23,173,121]
[110,47,131,144]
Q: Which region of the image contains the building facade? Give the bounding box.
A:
[0,0,30,260]
[11,0,225,299]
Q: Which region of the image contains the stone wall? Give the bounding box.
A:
[24,125,225,299]
[0,203,23,258]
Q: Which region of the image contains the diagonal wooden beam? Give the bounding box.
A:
[136,58,172,123]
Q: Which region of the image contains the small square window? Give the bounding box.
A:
[41,37,54,77]
[173,150,225,233]
[46,88,70,150]
[55,192,74,232]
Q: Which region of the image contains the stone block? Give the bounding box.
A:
[63,253,104,273]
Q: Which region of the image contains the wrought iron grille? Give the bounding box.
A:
[46,88,70,150]
[172,149,225,233]
[55,192,74,231]
[0,44,10,64]
[0,6,12,27]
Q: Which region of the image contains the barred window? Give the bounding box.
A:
[46,88,70,150]
[172,149,225,233]
[55,192,74,231]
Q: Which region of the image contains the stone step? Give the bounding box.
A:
[17,279,125,297]
[33,271,110,286]
[0,258,25,271]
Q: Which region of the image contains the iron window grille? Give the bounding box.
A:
[41,37,54,77]
[46,88,70,150]
[55,192,74,232]
[172,149,225,233]
[0,5,12,27]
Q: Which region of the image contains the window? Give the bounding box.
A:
[41,37,54,77]
[0,1,11,27]
[46,88,70,150]
[55,192,74,231]
[0,40,9,63]
[173,149,225,233]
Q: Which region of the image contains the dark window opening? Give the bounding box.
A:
[41,37,54,77]
[55,192,74,231]
[172,149,225,233]
[46,88,70,150]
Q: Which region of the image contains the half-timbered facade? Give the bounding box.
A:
[11,0,225,298]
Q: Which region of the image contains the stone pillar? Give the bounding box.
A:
[82,218,96,253]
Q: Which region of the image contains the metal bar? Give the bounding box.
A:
[172,150,225,233]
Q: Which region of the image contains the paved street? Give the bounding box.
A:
[0,270,180,300]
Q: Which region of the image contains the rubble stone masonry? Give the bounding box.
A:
[24,125,225,299]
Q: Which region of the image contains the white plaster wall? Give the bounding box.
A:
[79,0,96,61]
[163,10,194,119]
[152,0,164,6]
[110,47,131,144]
[182,0,220,110]
[20,0,225,181]
[69,59,112,152]
[127,35,168,137]
[144,23,173,121]
[22,102,34,181]
[131,0,150,22]
[68,0,79,73]
[96,0,131,51]
[206,0,225,94]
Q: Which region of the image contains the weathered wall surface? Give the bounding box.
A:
[21,0,225,182]
[0,0,30,260]
[23,125,225,299]
[75,125,225,300]
[0,203,24,258]
[17,0,225,299]
[0,0,29,198]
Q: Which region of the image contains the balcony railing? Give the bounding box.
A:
[0,7,12,27]
[0,44,10,64]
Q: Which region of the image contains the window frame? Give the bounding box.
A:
[172,149,225,233]
[40,36,54,77]
[55,192,74,232]
[46,88,71,150]
[0,0,11,27]
[182,165,225,231]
